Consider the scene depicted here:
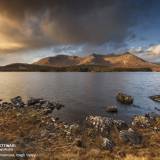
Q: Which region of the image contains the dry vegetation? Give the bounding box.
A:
[0,108,160,160]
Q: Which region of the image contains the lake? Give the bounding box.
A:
[0,72,160,123]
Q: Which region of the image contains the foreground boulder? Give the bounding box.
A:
[116,92,133,104]
[86,116,114,135]
[86,116,128,135]
[119,128,142,145]
[150,95,160,102]
[132,115,151,128]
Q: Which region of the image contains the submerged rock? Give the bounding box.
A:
[150,95,160,102]
[106,106,118,113]
[119,128,142,145]
[116,92,133,104]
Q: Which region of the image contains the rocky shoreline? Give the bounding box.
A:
[0,96,160,160]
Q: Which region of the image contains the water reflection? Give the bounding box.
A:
[0,72,159,123]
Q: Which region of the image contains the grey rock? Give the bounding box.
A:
[86,116,114,135]
[132,115,151,128]
[119,128,142,145]
[40,100,64,111]
[27,97,42,106]
[113,120,128,130]
[42,101,55,110]
[39,99,47,104]
[102,137,115,150]
[86,115,129,135]
[11,96,25,107]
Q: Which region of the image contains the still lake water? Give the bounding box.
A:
[0,72,160,123]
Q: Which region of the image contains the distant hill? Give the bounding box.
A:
[0,52,160,72]
[34,52,156,68]
[0,63,58,72]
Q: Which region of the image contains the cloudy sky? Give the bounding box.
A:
[0,0,160,65]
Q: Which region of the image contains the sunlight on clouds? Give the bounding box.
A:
[0,14,25,51]
[0,14,20,29]
[147,44,160,55]
[0,42,24,50]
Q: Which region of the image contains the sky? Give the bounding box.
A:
[0,0,160,65]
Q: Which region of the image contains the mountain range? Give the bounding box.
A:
[0,52,160,72]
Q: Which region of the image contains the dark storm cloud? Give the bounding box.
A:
[0,0,157,52]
